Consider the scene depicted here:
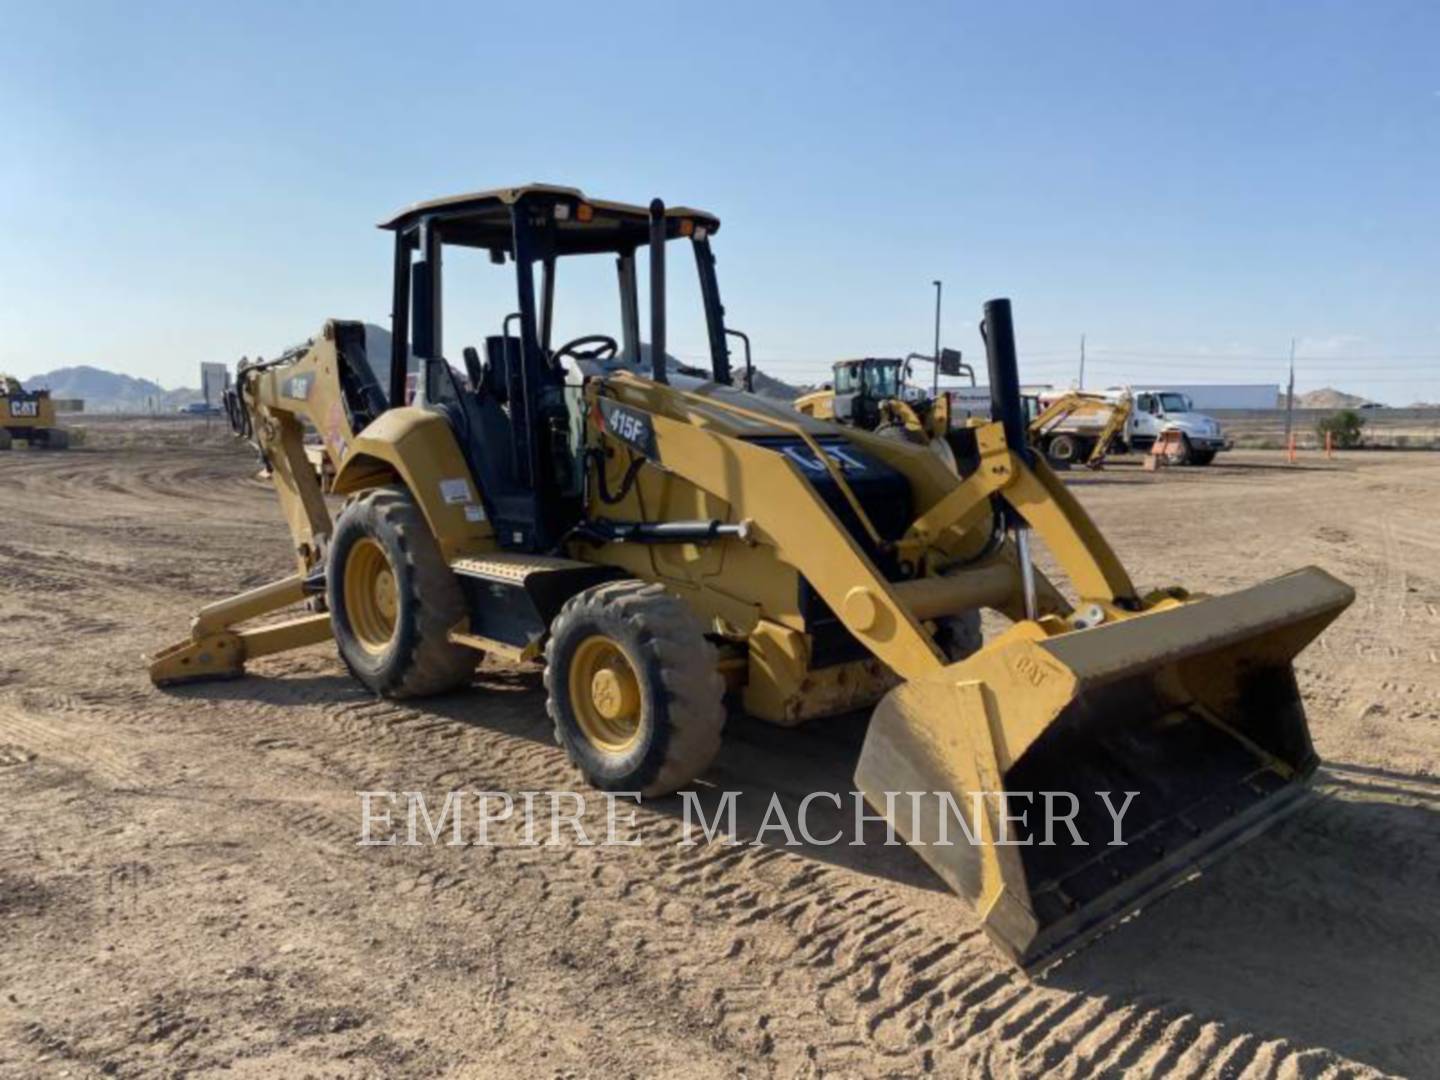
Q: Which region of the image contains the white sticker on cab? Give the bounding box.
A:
[464,504,486,522]
[440,478,472,504]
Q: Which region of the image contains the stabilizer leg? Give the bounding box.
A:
[149,575,333,686]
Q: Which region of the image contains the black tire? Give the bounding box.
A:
[544,580,725,797]
[933,605,983,662]
[930,563,986,662]
[0,430,10,451]
[875,422,927,445]
[1189,449,1216,466]
[1047,433,1081,464]
[326,485,477,698]
[39,429,68,450]
[1171,435,1194,465]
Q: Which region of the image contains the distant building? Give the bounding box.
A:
[941,382,1283,418]
[1106,384,1280,410]
[200,362,230,408]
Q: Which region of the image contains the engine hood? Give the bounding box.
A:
[599,369,837,439]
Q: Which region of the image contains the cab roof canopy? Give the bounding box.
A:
[378,183,721,257]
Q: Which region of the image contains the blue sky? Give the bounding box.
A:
[2,1,1436,402]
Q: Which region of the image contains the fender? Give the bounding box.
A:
[331,406,494,559]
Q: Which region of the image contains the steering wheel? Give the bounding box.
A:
[552,334,619,364]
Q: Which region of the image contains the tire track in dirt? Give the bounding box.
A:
[0,448,264,513]
[202,674,1408,1077]
[0,695,155,789]
[5,444,1431,1077]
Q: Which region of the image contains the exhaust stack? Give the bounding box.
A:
[648,198,668,384]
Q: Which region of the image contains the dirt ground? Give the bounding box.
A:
[1,419,1437,1079]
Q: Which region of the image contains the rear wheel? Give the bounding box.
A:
[545,580,725,797]
[1046,433,1081,464]
[326,485,478,698]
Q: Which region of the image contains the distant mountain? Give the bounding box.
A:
[21,365,201,412]
[629,344,809,401]
[17,346,814,414]
[749,368,811,402]
[1293,387,1375,409]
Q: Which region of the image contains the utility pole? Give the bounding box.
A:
[1283,338,1296,444]
[931,280,942,395]
[1078,333,1086,390]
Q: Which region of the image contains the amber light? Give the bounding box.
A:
[576,203,594,223]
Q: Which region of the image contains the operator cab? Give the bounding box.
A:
[1135,391,1194,416]
[832,358,906,428]
[378,185,745,553]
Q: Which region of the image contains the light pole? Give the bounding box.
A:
[1284,338,1296,444]
[931,280,942,395]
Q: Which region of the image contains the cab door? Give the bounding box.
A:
[1130,393,1160,446]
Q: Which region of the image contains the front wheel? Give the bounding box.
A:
[1189,449,1217,466]
[874,422,927,445]
[326,485,478,698]
[545,580,725,797]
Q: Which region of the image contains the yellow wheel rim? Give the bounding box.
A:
[344,537,399,653]
[568,635,643,753]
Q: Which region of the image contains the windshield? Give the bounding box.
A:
[1158,393,1192,413]
[864,361,902,398]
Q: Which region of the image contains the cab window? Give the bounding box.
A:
[866,362,901,398]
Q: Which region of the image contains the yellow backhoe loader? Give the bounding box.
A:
[150,185,1352,969]
[1026,389,1133,468]
[1,376,70,450]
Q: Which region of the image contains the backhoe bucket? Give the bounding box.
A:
[855,566,1354,970]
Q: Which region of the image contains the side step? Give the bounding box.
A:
[450,554,624,661]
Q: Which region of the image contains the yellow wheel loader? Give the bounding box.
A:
[794,354,973,472]
[0,376,70,450]
[150,184,1352,969]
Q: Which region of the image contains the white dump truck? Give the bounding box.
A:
[945,385,1233,465]
[1020,386,1232,466]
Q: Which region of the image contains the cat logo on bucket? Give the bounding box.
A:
[1013,654,1049,688]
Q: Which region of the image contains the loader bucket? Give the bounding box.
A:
[855,566,1354,970]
